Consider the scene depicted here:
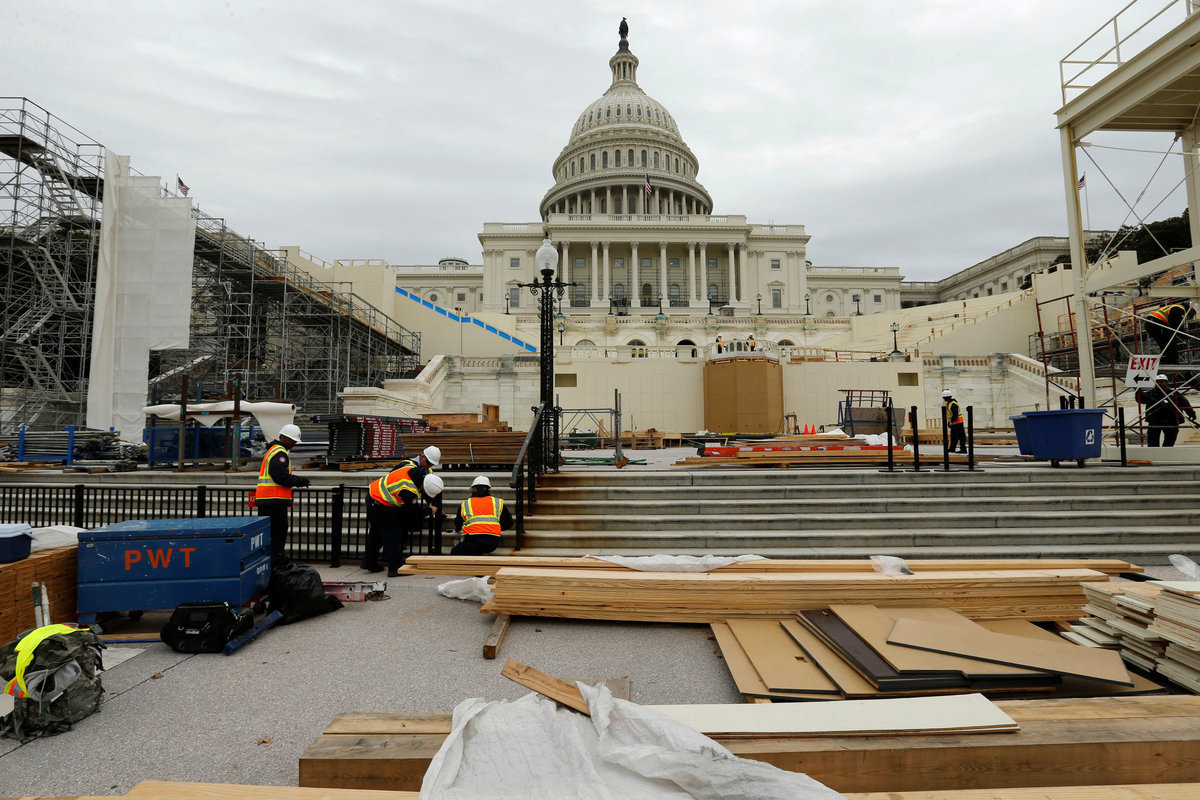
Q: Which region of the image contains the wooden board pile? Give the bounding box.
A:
[299,696,1200,795]
[1073,581,1200,693]
[336,430,528,470]
[0,544,77,642]
[479,566,1111,622]
[398,555,1141,578]
[712,605,1162,702]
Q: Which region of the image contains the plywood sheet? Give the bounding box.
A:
[725,618,840,694]
[779,618,885,697]
[648,693,1016,737]
[710,622,848,701]
[888,617,1133,686]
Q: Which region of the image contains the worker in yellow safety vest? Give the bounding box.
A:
[361,457,443,576]
[1146,302,1197,365]
[942,390,967,455]
[255,423,311,569]
[452,475,513,556]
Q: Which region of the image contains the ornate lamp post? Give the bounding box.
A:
[804,292,811,316]
[657,291,664,315]
[756,292,763,316]
[608,291,614,315]
[520,236,575,472]
[504,294,510,315]
[853,293,863,316]
[558,317,566,345]
[890,321,902,356]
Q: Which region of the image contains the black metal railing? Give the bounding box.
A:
[510,403,555,548]
[0,483,442,566]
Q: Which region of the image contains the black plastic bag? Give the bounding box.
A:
[266,564,343,625]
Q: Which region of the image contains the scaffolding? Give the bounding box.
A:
[1,98,419,433]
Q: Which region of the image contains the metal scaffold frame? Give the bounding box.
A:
[1,97,420,434]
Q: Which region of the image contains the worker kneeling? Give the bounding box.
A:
[452,475,512,556]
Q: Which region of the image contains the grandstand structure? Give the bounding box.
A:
[0,98,419,433]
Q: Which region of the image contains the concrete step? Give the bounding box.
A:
[514,525,1200,550]
[532,480,1200,501]
[522,508,1200,531]
[530,493,1193,515]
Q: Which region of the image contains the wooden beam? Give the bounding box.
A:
[482,614,510,659]
[500,659,590,715]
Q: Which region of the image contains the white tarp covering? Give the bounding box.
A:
[87,150,196,442]
[142,401,296,441]
[419,682,847,800]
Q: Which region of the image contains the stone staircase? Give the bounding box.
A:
[511,464,1200,564]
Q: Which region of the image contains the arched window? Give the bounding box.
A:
[579,157,585,173]
[636,107,642,117]
[576,339,596,348]
[641,282,653,306]
[590,154,596,171]
[602,151,609,168]
[641,150,647,168]
[669,284,680,304]
[675,157,679,173]
[614,283,626,303]
[779,339,795,346]
[707,283,718,300]
[628,338,647,358]
[571,161,576,177]
[614,150,621,167]
[653,152,659,169]
[825,310,836,318]
[574,284,587,305]
[628,149,634,165]
[606,108,611,118]
[616,105,621,116]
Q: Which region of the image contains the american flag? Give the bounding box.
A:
[1077,173,1086,190]
[645,173,653,196]
[177,175,190,196]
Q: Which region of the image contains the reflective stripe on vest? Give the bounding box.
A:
[1150,304,1184,324]
[947,400,963,426]
[370,465,418,507]
[461,496,503,536]
[4,624,86,698]
[256,444,292,502]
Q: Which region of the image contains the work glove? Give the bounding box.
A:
[295,476,312,488]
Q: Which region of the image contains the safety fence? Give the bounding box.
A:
[0,484,445,566]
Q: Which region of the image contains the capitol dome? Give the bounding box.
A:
[540,26,712,219]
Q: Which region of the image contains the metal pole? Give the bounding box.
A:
[330,484,344,567]
[966,405,976,471]
[1117,406,1128,467]
[885,397,895,473]
[941,406,950,472]
[910,406,922,472]
[614,389,623,464]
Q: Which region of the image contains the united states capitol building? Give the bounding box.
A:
[303,24,1093,433]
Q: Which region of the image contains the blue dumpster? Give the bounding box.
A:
[1009,409,1105,467]
[77,517,271,623]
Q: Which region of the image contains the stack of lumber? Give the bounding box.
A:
[0,544,78,642]
[675,447,980,468]
[713,605,1160,702]
[337,430,528,469]
[1075,582,1167,669]
[398,555,1141,578]
[1148,582,1200,692]
[299,696,1200,795]
[479,567,1110,622]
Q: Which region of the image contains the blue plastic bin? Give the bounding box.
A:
[77,517,271,623]
[1009,409,1105,466]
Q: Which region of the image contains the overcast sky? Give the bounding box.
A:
[6,0,1191,281]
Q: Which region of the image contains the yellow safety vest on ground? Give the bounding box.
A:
[4,624,86,698]
[255,444,293,502]
[370,465,419,507]
[460,496,503,536]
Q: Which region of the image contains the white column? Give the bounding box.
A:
[687,242,697,302]
[559,240,569,281]
[659,241,668,308]
[622,186,628,216]
[602,241,611,302]
[630,241,640,308]
[727,243,736,303]
[738,244,747,304]
[590,241,599,305]
[699,242,709,304]
[605,187,612,215]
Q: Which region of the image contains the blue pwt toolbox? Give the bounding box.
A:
[77,517,271,624]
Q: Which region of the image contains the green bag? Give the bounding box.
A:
[0,626,105,741]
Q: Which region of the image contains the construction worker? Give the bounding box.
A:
[452,475,513,556]
[255,423,311,569]
[1136,374,1197,447]
[942,390,967,454]
[361,456,443,576]
[1145,301,1197,365]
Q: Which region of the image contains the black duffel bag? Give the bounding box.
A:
[161,602,253,653]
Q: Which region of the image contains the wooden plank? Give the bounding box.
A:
[647,693,1017,737]
[725,618,841,694]
[500,659,589,714]
[887,617,1133,686]
[710,622,839,701]
[482,613,510,659]
[298,733,446,792]
[126,780,420,798]
[845,784,1200,799]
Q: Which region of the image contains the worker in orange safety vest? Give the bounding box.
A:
[452,475,513,556]
[361,456,443,576]
[942,390,967,455]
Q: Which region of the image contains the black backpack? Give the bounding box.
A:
[161,602,254,654]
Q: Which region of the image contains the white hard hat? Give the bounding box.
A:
[1156,374,1169,381]
[472,475,491,488]
[941,390,952,398]
[279,424,303,443]
[423,473,444,496]
[422,445,441,467]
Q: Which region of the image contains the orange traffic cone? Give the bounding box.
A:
[804,424,812,435]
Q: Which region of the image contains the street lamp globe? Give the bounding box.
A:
[535,236,558,276]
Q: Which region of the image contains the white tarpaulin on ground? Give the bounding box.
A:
[87,150,195,441]
[419,683,848,800]
[142,401,296,441]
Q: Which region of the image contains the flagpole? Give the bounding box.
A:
[1084,181,1090,232]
